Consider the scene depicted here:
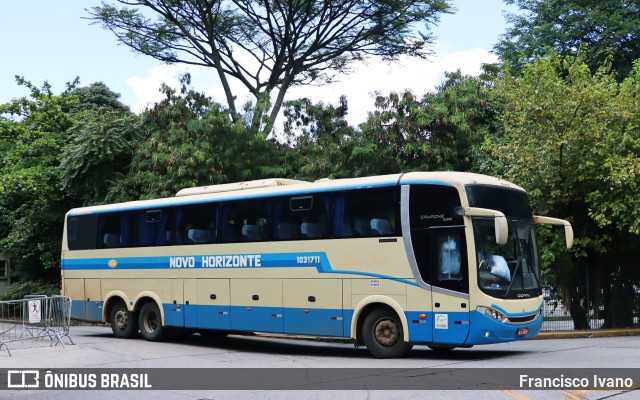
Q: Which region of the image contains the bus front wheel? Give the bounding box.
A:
[139,302,169,341]
[362,308,412,358]
[110,300,138,339]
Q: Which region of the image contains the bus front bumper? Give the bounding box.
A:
[465,310,543,345]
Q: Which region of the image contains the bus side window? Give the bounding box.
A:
[103,233,120,248]
[137,209,172,246]
[334,187,400,238]
[67,214,98,250]
[175,203,218,245]
[272,197,296,240]
[294,195,330,240]
[97,213,132,248]
[221,200,270,243]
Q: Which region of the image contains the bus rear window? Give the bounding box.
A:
[67,214,99,250]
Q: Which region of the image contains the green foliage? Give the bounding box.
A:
[283,96,356,180]
[281,71,494,180]
[0,280,59,301]
[0,77,132,280]
[497,0,640,79]
[490,53,640,327]
[61,108,140,205]
[109,76,287,200]
[356,71,493,174]
[0,78,79,279]
[69,82,130,114]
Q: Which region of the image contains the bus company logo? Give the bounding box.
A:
[7,370,40,388]
[420,214,444,220]
[435,314,448,329]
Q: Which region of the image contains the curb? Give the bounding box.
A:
[534,329,640,340]
[254,329,640,343]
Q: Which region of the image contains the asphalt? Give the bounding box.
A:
[73,322,640,342]
[252,328,640,343]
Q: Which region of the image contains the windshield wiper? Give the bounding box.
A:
[503,257,520,298]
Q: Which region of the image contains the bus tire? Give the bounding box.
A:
[362,307,412,358]
[139,302,169,341]
[110,300,138,339]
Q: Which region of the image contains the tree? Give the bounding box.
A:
[0,78,79,280]
[88,0,451,134]
[69,82,131,114]
[60,108,141,205]
[109,76,287,201]
[490,54,640,328]
[0,78,135,281]
[283,96,357,180]
[61,82,139,206]
[496,0,640,79]
[355,71,492,175]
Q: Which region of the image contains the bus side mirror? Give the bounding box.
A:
[463,207,508,246]
[564,225,574,249]
[494,215,508,246]
[533,216,574,249]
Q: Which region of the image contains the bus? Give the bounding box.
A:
[60,172,573,358]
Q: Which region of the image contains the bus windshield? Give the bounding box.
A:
[473,218,542,299]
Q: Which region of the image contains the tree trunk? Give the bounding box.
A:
[602,265,635,328]
[559,257,591,330]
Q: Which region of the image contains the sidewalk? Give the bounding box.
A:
[535,328,640,339]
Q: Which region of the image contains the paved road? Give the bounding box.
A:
[1,325,639,399]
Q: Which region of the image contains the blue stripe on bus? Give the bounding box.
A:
[62,252,419,287]
[70,300,543,345]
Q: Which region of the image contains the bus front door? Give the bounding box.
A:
[429,227,470,346]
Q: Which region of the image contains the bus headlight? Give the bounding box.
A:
[477,306,508,323]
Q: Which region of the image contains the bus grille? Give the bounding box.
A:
[507,314,538,324]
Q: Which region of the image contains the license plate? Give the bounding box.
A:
[517,327,529,336]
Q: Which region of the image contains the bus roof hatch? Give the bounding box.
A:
[175,178,309,197]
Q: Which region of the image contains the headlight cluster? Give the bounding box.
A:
[477,306,508,323]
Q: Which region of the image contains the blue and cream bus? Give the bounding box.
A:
[61,172,572,358]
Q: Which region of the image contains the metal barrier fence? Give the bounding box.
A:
[0,295,75,356]
[541,266,640,331]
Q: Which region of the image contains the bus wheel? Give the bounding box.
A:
[110,300,138,339]
[139,302,168,341]
[362,308,412,358]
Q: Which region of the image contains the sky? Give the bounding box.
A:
[0,0,515,128]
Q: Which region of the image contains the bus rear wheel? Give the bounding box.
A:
[362,308,412,358]
[110,300,138,339]
[139,302,169,341]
